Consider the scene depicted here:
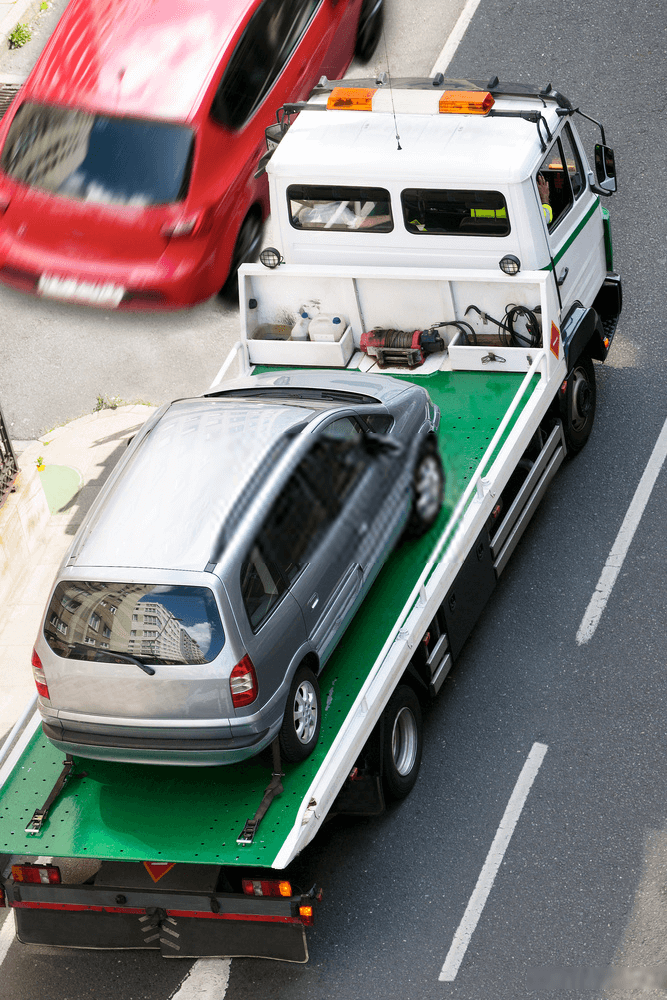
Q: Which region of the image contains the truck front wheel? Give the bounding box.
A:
[382,685,423,800]
[279,665,321,763]
[563,355,596,454]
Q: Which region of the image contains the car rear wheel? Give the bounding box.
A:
[382,685,423,800]
[355,0,384,63]
[279,665,321,763]
[219,210,263,302]
[405,440,444,538]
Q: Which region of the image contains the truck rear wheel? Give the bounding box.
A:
[563,355,596,454]
[382,685,423,800]
[279,665,321,763]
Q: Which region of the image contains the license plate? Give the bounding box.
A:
[37,273,125,307]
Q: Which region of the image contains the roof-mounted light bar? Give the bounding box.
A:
[326,87,495,115]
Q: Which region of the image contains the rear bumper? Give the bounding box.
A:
[0,233,218,310]
[42,720,276,766]
[9,880,310,961]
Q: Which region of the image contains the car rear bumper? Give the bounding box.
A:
[42,720,276,766]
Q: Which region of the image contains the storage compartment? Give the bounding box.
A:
[246,324,355,366]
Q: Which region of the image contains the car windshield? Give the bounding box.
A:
[1,102,194,206]
[44,582,224,666]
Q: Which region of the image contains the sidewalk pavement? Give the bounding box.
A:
[0,404,156,739]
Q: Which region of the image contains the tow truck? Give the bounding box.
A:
[0,77,621,963]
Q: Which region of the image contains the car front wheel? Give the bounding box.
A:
[279,665,321,763]
[355,0,384,63]
[219,210,263,302]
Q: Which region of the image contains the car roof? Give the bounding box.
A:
[23,0,258,121]
[72,397,318,572]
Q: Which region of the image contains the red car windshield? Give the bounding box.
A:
[1,102,194,206]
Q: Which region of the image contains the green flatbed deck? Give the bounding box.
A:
[0,369,538,869]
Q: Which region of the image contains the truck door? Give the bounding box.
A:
[535,124,606,315]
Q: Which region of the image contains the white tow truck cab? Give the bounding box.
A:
[259,76,621,356]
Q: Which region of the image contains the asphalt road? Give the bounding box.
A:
[3,0,667,998]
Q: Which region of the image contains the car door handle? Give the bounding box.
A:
[308,593,319,609]
[557,267,569,287]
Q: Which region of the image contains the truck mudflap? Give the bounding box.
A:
[13,905,308,961]
[6,861,312,962]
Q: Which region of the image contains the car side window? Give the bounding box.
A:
[211,0,320,131]
[560,124,585,199]
[251,418,367,590]
[241,544,287,631]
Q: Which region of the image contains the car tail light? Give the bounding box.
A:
[31,648,50,700]
[161,207,215,238]
[230,655,258,708]
[242,879,292,897]
[12,863,61,884]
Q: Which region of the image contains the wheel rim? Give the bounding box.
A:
[415,455,442,521]
[570,366,592,432]
[293,680,318,745]
[391,706,418,776]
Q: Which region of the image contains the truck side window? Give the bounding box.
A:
[401,189,510,236]
[536,128,584,232]
[212,0,320,131]
[287,185,393,232]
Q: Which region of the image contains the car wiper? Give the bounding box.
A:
[98,650,156,676]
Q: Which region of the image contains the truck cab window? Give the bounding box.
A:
[288,185,393,231]
[537,128,584,232]
[401,189,510,236]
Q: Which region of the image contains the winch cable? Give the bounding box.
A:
[464,304,541,348]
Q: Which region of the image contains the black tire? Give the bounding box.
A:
[219,210,263,302]
[354,0,384,63]
[405,440,444,538]
[279,665,321,763]
[563,354,596,454]
[382,685,423,801]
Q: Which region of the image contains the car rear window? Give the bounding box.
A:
[1,102,194,206]
[288,185,393,232]
[44,582,224,665]
[401,189,510,236]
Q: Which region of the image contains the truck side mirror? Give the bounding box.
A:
[593,144,617,194]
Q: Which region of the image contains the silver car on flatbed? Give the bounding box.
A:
[34,370,442,766]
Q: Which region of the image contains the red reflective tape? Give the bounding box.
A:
[11,901,144,914]
[550,321,560,358]
[167,909,301,924]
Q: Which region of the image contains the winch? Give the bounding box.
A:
[360,328,445,368]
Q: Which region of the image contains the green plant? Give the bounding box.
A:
[36,456,45,469]
[40,1,48,10]
[8,23,31,48]
[94,394,124,412]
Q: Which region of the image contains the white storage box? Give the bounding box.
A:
[246,324,355,367]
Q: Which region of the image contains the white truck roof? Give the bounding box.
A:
[268,94,561,186]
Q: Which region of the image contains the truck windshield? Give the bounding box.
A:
[44,582,224,666]
[402,189,510,236]
[288,185,393,232]
[1,102,194,205]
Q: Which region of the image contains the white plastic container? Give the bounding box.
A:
[291,309,311,340]
[308,313,348,342]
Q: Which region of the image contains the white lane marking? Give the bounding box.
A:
[439,742,548,982]
[577,417,667,645]
[0,912,15,967]
[169,958,231,999]
[430,0,485,76]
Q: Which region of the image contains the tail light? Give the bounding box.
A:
[242,878,292,897]
[298,904,314,925]
[161,207,215,238]
[12,863,61,884]
[230,655,258,708]
[31,648,50,700]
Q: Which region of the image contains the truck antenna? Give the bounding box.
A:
[382,35,401,150]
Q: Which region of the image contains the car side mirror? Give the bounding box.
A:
[591,144,617,195]
[363,432,403,458]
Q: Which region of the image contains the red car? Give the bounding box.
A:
[0,0,383,309]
